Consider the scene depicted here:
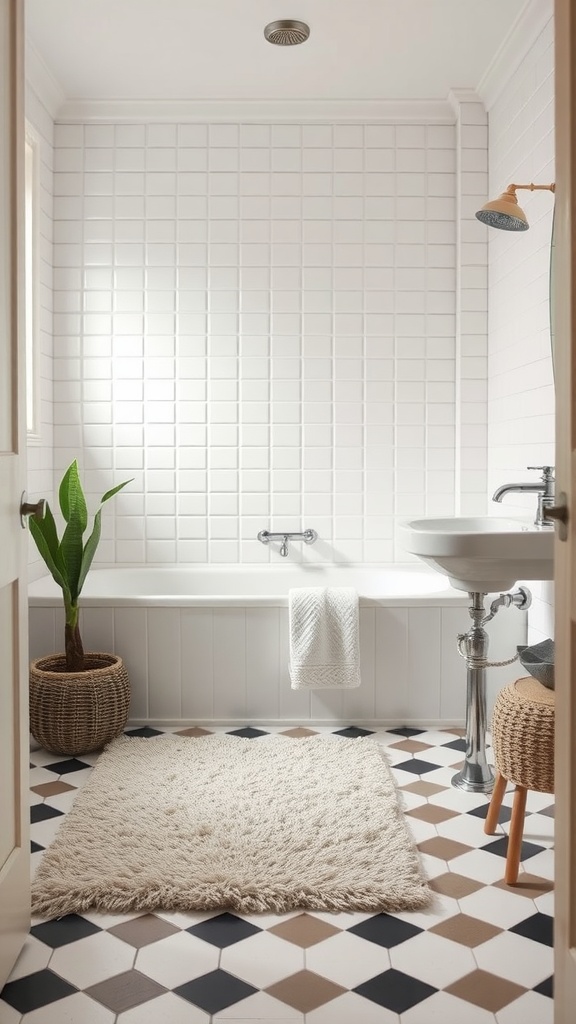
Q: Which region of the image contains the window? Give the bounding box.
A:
[25,125,40,438]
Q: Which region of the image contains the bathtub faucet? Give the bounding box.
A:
[257,529,318,557]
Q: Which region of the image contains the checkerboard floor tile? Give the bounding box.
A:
[1,725,554,1023]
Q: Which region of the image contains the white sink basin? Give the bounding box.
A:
[399,516,554,593]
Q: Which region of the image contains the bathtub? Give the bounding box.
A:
[28,566,526,728]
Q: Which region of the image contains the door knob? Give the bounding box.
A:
[543,491,568,541]
[20,492,47,529]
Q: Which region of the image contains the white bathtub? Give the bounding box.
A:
[28,566,525,728]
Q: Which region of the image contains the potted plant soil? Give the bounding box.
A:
[27,460,133,756]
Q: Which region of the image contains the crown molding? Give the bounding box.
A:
[476,0,553,111]
[25,41,66,121]
[55,97,455,124]
[447,89,485,117]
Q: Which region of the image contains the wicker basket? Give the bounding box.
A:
[30,652,131,756]
[491,676,555,793]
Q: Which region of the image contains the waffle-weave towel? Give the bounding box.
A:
[289,587,361,689]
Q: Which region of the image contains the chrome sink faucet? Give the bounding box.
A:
[492,465,555,528]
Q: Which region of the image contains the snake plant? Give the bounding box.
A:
[28,460,132,671]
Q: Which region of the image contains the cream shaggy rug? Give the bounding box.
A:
[31,734,431,917]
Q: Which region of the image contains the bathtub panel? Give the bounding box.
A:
[114,608,149,720]
[246,608,280,721]
[440,606,468,721]
[29,608,58,662]
[181,610,214,720]
[147,609,182,719]
[408,607,442,721]
[344,606,376,721]
[212,609,247,719]
[375,608,409,720]
[278,609,312,722]
[79,607,115,657]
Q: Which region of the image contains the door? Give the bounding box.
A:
[0,0,29,987]
[554,1,576,1018]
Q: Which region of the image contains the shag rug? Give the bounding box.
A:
[31,734,431,917]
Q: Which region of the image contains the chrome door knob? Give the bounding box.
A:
[20,492,47,528]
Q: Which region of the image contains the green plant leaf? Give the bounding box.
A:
[100,478,133,504]
[76,507,102,598]
[28,510,71,603]
[59,460,88,531]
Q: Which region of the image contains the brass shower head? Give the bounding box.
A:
[476,182,555,231]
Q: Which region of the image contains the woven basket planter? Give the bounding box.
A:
[30,652,131,756]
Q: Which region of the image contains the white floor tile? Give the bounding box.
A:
[6,936,52,981]
[305,930,390,988]
[449,849,512,884]
[459,886,535,929]
[214,991,304,1019]
[520,848,554,881]
[474,930,553,987]
[495,990,553,1024]
[307,991,398,1023]
[435,814,495,848]
[49,932,136,989]
[394,892,459,929]
[401,990,496,1023]
[0,1000,21,1024]
[221,932,304,988]
[390,931,476,988]
[135,932,219,988]
[21,993,115,1024]
[118,992,209,1023]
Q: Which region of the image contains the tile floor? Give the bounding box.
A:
[1,724,554,1024]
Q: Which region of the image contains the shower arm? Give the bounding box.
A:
[505,182,556,196]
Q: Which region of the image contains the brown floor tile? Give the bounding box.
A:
[445,970,526,1012]
[173,727,212,736]
[86,970,167,1012]
[407,804,460,825]
[268,913,341,948]
[108,914,181,948]
[430,913,502,947]
[265,970,347,1013]
[401,780,449,797]
[417,836,472,860]
[493,874,554,899]
[30,781,77,797]
[429,872,485,899]
[388,739,433,753]
[442,727,466,736]
[280,728,319,737]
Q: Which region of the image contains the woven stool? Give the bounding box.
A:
[485,677,555,884]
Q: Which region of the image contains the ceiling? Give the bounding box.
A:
[25,0,529,103]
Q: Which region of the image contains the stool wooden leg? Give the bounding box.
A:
[505,785,528,885]
[484,771,507,835]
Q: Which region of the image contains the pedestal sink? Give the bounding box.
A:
[399,516,554,793]
[398,516,554,593]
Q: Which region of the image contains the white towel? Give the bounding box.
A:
[289,587,361,690]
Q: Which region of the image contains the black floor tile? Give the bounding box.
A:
[174,970,258,1014]
[31,914,102,948]
[534,975,554,997]
[386,727,426,737]
[42,757,91,775]
[481,837,545,861]
[442,737,467,752]
[393,758,442,775]
[510,912,554,947]
[30,803,64,824]
[467,802,512,824]
[31,840,44,853]
[332,726,375,737]
[124,727,164,737]
[226,727,270,738]
[348,913,423,948]
[0,969,78,1013]
[187,912,262,948]
[354,969,437,1013]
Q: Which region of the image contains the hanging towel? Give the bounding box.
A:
[288,587,361,690]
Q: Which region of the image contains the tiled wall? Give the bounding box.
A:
[486,11,555,640]
[48,114,487,565]
[25,85,54,580]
